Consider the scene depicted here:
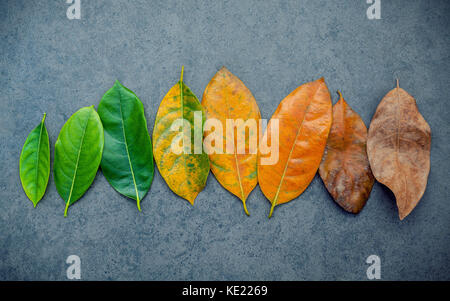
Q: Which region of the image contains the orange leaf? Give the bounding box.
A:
[258,78,332,217]
[202,67,261,215]
[319,91,374,214]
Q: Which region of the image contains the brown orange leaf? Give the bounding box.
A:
[258,78,332,218]
[319,91,374,214]
[367,80,431,220]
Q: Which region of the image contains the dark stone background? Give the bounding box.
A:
[1,0,449,280]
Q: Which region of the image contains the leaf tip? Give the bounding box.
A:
[184,191,198,206]
[186,197,195,206]
[114,80,124,91]
[399,210,408,220]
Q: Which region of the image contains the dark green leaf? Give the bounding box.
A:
[98,81,154,211]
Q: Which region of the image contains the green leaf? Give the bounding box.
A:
[54,106,104,217]
[153,67,210,204]
[19,113,50,207]
[97,81,154,211]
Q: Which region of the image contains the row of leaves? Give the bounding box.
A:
[19,67,431,219]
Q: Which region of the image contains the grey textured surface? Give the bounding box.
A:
[1,0,449,281]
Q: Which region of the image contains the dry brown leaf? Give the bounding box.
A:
[319,91,374,213]
[367,80,431,220]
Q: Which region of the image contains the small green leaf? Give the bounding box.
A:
[19,113,50,207]
[54,106,104,217]
[98,81,154,211]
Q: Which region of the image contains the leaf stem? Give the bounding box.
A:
[243,201,250,216]
[42,112,47,123]
[396,78,399,89]
[269,200,276,218]
[64,202,69,217]
[180,65,184,82]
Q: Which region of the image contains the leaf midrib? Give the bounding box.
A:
[117,85,141,209]
[339,98,349,176]
[223,91,246,209]
[269,85,319,217]
[394,83,408,213]
[33,114,45,203]
[65,110,90,216]
[179,79,188,183]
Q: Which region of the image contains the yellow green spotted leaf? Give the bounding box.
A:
[153,67,209,204]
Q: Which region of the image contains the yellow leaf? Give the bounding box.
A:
[202,67,261,215]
